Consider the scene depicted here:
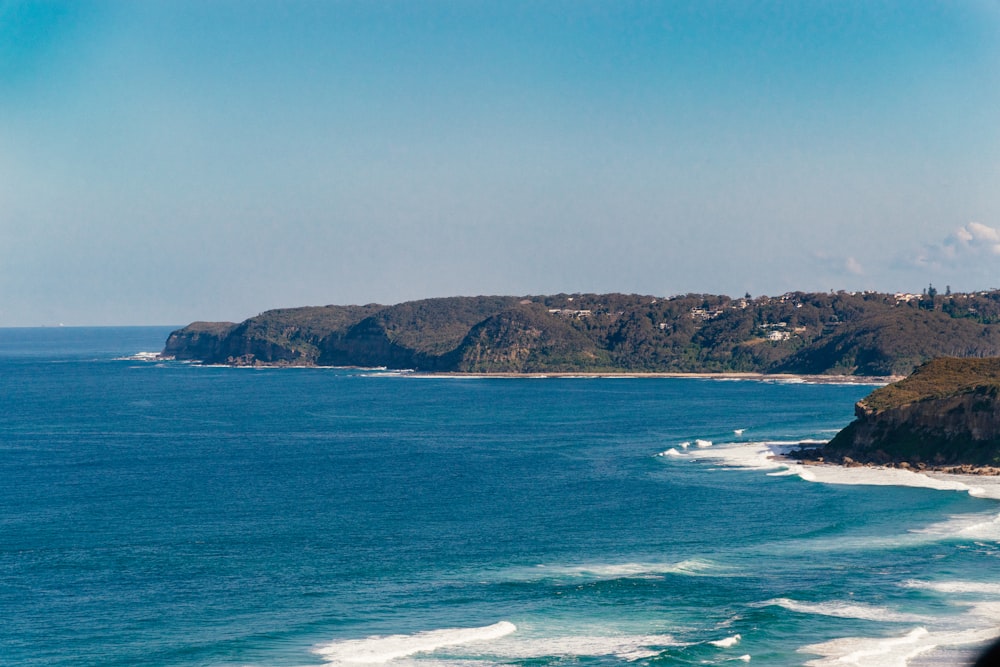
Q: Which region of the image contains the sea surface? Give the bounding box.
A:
[3,327,1000,667]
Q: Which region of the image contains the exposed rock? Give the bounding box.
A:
[822,358,1000,467]
[162,321,237,361]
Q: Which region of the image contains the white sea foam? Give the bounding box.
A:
[791,583,1000,667]
[911,511,1000,541]
[761,598,932,623]
[501,558,723,582]
[903,580,1000,596]
[964,601,1000,622]
[316,625,680,665]
[800,626,998,667]
[667,441,1000,501]
[481,633,679,661]
[924,472,1000,501]
[313,622,516,664]
[657,448,683,457]
[115,351,162,361]
[695,439,713,448]
[709,634,742,648]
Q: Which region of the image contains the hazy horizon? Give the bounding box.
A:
[3,2,999,326]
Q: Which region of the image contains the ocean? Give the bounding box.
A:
[2,326,999,667]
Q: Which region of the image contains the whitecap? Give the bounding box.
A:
[316,625,680,665]
[313,621,516,664]
[924,472,1000,501]
[760,598,932,623]
[498,558,724,583]
[115,351,162,361]
[903,580,1000,596]
[669,441,1000,501]
[910,511,1000,542]
[709,634,742,648]
[486,633,678,661]
[657,448,682,457]
[695,439,713,448]
[800,626,998,667]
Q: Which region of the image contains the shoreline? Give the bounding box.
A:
[411,371,901,385]
[782,444,1000,477]
[153,357,900,384]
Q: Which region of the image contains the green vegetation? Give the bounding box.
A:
[858,358,1000,412]
[162,289,1000,374]
[821,357,1000,467]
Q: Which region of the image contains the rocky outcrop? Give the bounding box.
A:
[820,358,1000,467]
[162,322,237,361]
[163,305,383,366]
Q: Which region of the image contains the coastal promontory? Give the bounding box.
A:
[162,290,1000,376]
[814,358,1000,469]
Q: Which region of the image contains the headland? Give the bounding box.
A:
[792,357,1000,473]
[160,290,1000,377]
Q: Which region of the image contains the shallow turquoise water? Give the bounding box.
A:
[1,328,998,666]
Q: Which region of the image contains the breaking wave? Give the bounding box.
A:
[314,622,516,664]
[800,626,998,667]
[760,598,931,623]
[313,623,683,664]
[662,440,1000,500]
[903,580,1000,596]
[708,634,741,648]
[497,558,725,582]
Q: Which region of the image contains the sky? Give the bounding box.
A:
[2,1,999,326]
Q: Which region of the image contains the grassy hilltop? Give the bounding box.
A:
[821,358,1000,468]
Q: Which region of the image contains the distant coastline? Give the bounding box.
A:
[413,371,900,384]
[161,290,1000,377]
[152,356,899,385]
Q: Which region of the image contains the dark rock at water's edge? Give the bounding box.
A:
[811,358,1000,468]
[161,290,1000,375]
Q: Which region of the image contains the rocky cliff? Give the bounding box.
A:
[820,358,1000,467]
[162,321,237,361]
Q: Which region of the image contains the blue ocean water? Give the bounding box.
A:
[2,327,1000,666]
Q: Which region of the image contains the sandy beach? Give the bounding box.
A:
[417,371,902,385]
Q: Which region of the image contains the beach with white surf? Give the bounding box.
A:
[312,432,1000,667]
[660,437,1000,665]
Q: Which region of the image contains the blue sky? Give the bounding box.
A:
[1,1,999,325]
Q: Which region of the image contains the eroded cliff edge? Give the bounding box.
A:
[808,358,1000,468]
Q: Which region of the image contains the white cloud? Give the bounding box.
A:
[844,256,864,275]
[913,222,1000,269]
[812,252,864,277]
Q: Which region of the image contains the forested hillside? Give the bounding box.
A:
[162,289,1000,376]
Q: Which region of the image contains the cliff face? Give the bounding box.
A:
[163,322,237,361]
[823,358,1000,467]
[163,305,383,366]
